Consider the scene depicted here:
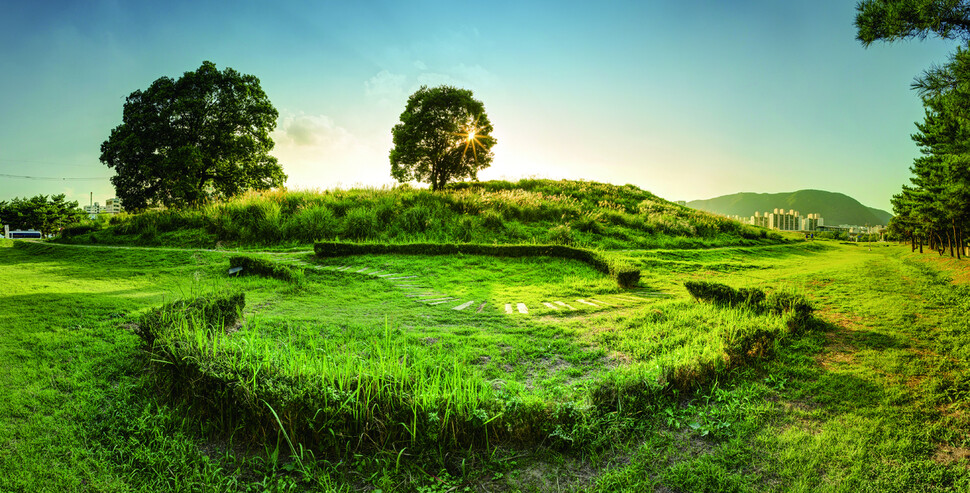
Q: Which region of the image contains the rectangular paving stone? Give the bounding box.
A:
[453,301,475,311]
[576,299,599,307]
[429,299,456,306]
[504,303,513,314]
[386,276,418,280]
[554,301,576,310]
[516,303,528,314]
[355,268,369,273]
[418,295,448,303]
[590,298,614,307]
[542,302,559,310]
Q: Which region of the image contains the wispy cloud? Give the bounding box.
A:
[272,111,392,189]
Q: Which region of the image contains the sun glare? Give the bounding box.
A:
[467,130,476,142]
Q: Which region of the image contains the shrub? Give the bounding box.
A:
[548,224,574,245]
[229,256,305,284]
[455,216,475,243]
[283,205,337,243]
[61,223,102,237]
[685,281,752,307]
[399,205,431,234]
[480,210,505,231]
[571,213,603,234]
[136,292,245,347]
[342,207,377,240]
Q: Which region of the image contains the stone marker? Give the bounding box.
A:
[542,302,558,310]
[453,301,475,310]
[517,303,528,314]
[504,303,513,314]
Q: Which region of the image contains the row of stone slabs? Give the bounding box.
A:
[306,262,664,315]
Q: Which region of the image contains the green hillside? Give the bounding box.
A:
[58,179,784,249]
[686,189,892,227]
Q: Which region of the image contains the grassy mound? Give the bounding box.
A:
[56,179,783,249]
[139,278,816,459]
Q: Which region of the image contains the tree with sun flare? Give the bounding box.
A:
[390,85,495,191]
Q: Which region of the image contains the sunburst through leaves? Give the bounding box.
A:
[453,114,491,163]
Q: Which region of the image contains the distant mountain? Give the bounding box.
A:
[686,190,893,227]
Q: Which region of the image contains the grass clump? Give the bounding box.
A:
[228,255,305,284]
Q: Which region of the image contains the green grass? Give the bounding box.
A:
[55,179,785,250]
[3,239,970,491]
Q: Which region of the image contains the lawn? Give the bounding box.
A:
[1,239,968,491]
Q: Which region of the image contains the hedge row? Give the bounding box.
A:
[229,256,304,283]
[684,280,815,331]
[136,292,245,347]
[314,241,640,288]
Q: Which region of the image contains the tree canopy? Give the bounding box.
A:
[856,0,970,84]
[390,85,496,191]
[0,194,85,236]
[887,47,970,256]
[100,61,286,211]
[856,0,970,46]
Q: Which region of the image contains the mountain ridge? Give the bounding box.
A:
[686,189,892,227]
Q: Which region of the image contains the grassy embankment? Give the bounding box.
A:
[3,236,969,491]
[56,179,783,250]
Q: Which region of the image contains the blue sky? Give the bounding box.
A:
[0,0,958,213]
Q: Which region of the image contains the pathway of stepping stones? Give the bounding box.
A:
[289,258,670,316]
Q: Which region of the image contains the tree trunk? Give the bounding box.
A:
[919,235,924,253]
[911,234,916,252]
[949,223,955,257]
[957,222,962,260]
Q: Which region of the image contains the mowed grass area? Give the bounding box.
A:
[1,239,969,491]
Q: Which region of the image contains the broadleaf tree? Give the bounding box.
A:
[390,85,496,191]
[0,194,85,236]
[100,61,286,211]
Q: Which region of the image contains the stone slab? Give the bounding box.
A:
[542,302,558,310]
[576,299,599,307]
[504,303,513,314]
[554,301,576,311]
[453,301,475,311]
[516,303,528,314]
